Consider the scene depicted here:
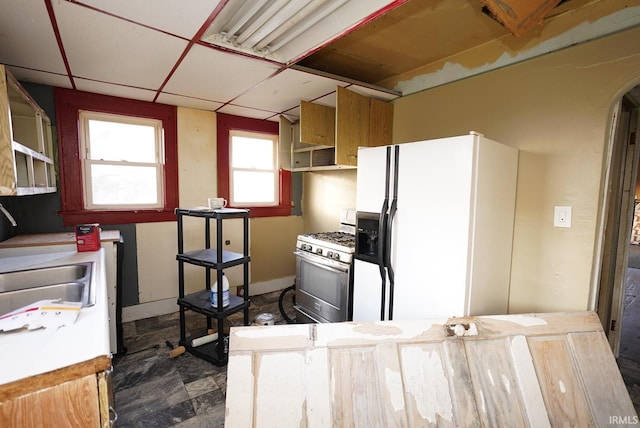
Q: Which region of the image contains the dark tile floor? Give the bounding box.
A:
[112,289,296,427]
[114,273,640,426]
[618,266,640,414]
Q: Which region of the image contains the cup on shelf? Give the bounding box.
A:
[208,197,227,209]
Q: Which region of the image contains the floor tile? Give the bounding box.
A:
[113,290,286,426]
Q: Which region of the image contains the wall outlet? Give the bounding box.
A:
[554,206,572,228]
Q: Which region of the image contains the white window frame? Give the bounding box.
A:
[229,130,279,207]
[79,110,165,210]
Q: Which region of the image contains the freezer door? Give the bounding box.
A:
[356,145,391,213]
[352,259,389,321]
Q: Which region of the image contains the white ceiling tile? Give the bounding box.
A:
[164,44,280,103]
[74,78,157,102]
[233,68,345,113]
[0,0,67,74]
[156,93,223,111]
[7,67,73,89]
[77,0,221,39]
[217,104,279,122]
[53,0,188,89]
[314,92,338,108]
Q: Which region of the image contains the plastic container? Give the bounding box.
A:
[211,272,230,308]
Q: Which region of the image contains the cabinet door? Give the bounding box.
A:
[368,98,393,147]
[336,86,369,166]
[0,374,101,427]
[300,100,335,146]
[98,369,116,428]
[279,115,293,171]
[0,65,15,195]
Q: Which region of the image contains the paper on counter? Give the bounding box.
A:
[0,300,82,332]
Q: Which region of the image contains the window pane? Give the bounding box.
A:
[233,171,275,203]
[90,164,158,205]
[88,120,156,162]
[231,136,273,169]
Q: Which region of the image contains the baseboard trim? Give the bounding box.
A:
[122,276,295,322]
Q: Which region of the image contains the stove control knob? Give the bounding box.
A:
[332,253,340,261]
[316,248,323,255]
[327,251,333,258]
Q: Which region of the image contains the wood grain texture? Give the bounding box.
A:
[568,331,637,426]
[225,312,636,427]
[0,355,111,402]
[0,65,16,195]
[0,374,100,427]
[369,98,393,148]
[527,336,592,426]
[336,86,369,166]
[300,100,335,146]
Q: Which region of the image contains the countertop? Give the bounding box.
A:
[0,249,109,385]
[0,230,121,248]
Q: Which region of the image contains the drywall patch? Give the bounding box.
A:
[395,5,640,95]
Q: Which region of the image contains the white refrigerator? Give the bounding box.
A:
[352,132,518,321]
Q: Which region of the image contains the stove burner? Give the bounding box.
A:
[302,231,355,248]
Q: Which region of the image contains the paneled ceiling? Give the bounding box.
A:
[0,0,637,122]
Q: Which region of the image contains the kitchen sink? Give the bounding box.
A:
[0,262,94,316]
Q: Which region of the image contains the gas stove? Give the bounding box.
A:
[296,231,355,264]
[295,211,356,265]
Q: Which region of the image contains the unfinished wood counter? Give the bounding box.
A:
[225,312,637,427]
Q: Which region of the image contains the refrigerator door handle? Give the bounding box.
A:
[376,146,392,321]
[386,145,399,320]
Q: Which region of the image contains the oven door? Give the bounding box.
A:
[294,250,351,323]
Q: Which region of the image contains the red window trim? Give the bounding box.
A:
[55,88,178,226]
[216,113,292,218]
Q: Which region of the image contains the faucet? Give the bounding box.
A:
[0,203,17,226]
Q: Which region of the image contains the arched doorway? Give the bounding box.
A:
[597,83,640,356]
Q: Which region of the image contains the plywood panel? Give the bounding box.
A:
[369,98,393,148]
[336,86,369,166]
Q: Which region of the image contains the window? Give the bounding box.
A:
[229,130,278,207]
[80,111,164,210]
[217,113,292,217]
[55,88,178,226]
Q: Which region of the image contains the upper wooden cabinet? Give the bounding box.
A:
[0,65,56,196]
[300,100,335,147]
[290,87,393,171]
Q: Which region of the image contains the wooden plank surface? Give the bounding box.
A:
[225,312,636,427]
[527,336,592,426]
[568,331,637,426]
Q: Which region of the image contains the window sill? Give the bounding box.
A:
[59,209,176,227]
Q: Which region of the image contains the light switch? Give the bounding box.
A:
[554,206,572,228]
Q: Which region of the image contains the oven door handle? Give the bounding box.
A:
[294,250,350,273]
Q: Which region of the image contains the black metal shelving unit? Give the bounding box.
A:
[175,207,250,366]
